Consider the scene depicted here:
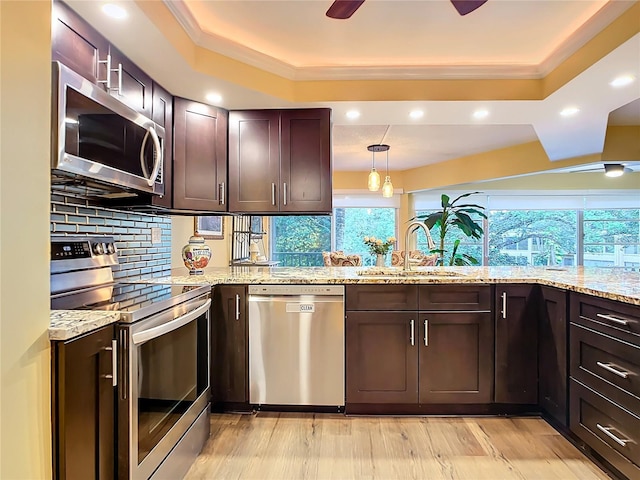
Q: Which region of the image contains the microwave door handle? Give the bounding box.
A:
[140,126,163,187]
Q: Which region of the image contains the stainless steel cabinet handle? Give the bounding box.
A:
[115,62,123,95]
[219,182,225,205]
[424,319,428,346]
[501,292,507,319]
[235,294,241,320]
[596,361,630,379]
[103,339,118,387]
[596,424,629,447]
[271,183,276,206]
[596,313,629,326]
[283,182,288,206]
[410,319,415,346]
[97,53,112,90]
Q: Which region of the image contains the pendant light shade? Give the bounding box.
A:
[368,168,381,191]
[367,144,389,195]
[382,176,394,198]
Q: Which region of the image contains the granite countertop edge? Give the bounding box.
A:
[50,266,640,341]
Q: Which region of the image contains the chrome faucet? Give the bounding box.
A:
[403,220,436,271]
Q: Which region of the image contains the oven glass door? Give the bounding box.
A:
[133,305,209,464]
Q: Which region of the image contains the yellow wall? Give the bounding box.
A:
[0,1,53,478]
[171,216,232,272]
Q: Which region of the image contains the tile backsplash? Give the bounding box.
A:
[50,193,172,280]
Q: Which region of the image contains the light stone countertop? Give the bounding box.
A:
[50,266,639,341]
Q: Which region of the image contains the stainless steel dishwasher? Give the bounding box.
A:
[248,285,345,407]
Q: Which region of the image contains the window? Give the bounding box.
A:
[334,207,396,266]
[583,209,640,269]
[269,216,331,266]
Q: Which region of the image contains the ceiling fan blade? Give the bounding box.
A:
[450,0,488,16]
[326,0,366,19]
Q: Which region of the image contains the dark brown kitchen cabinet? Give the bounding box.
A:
[538,286,568,427]
[345,311,419,404]
[149,81,173,208]
[419,311,494,404]
[173,97,228,212]
[418,285,494,404]
[228,108,332,214]
[52,325,116,480]
[52,1,109,85]
[495,284,538,404]
[211,285,248,407]
[107,45,153,118]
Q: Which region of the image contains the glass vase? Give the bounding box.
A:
[375,253,385,267]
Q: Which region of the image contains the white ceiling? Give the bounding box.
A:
[65,0,640,174]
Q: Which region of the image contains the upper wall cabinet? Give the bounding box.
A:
[150,82,173,209]
[173,98,228,212]
[52,1,109,85]
[52,1,152,118]
[228,108,332,214]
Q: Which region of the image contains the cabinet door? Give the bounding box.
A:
[52,1,109,85]
[107,45,153,118]
[173,98,228,211]
[346,311,418,404]
[419,312,494,404]
[279,109,332,213]
[495,285,538,403]
[228,110,280,213]
[150,82,173,208]
[211,286,247,404]
[52,325,115,480]
[539,286,568,426]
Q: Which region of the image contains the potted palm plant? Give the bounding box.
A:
[415,192,487,266]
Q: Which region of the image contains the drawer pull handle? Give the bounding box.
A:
[596,361,630,379]
[596,313,629,326]
[424,319,428,347]
[596,424,629,447]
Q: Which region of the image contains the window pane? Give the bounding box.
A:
[488,210,577,266]
[583,209,640,270]
[334,207,396,266]
[269,216,331,266]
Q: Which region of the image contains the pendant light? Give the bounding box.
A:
[367,145,381,191]
[381,146,394,198]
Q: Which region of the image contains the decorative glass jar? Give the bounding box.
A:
[181,234,211,275]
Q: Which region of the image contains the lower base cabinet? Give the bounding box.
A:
[52,325,116,480]
[345,311,418,404]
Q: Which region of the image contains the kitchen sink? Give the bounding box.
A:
[355,268,465,277]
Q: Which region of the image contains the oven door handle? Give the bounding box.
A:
[131,298,211,346]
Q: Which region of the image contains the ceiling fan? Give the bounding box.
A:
[326,0,489,19]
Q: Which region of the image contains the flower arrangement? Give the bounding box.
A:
[363,236,396,256]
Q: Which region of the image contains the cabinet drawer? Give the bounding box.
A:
[419,285,491,311]
[346,285,418,311]
[571,294,640,341]
[570,379,640,480]
[571,323,640,414]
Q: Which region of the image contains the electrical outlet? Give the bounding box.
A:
[151,227,162,244]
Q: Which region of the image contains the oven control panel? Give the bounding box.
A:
[50,236,118,273]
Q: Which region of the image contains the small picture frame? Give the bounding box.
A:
[194,216,224,239]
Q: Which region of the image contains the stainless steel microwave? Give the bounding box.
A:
[51,61,164,197]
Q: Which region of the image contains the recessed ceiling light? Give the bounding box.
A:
[102,3,127,19]
[346,110,360,120]
[473,109,489,120]
[206,93,222,104]
[604,164,627,177]
[560,107,580,117]
[609,75,635,88]
[409,110,424,119]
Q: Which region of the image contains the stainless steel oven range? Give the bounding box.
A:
[51,235,211,480]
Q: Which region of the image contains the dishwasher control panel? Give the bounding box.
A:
[248,285,344,296]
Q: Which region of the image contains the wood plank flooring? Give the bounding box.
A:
[184,413,610,480]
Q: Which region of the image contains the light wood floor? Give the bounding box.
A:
[184,413,611,480]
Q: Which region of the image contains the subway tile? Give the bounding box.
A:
[77,207,97,216]
[54,204,76,213]
[67,215,87,224]
[77,225,97,233]
[53,224,77,233]
[88,217,106,225]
